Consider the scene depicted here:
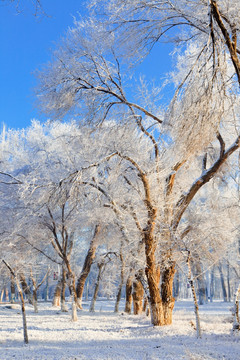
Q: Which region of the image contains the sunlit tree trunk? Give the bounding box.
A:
[76,224,100,309]
[161,264,176,325]
[144,231,164,326]
[132,279,144,315]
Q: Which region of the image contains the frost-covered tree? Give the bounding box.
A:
[34,0,240,326]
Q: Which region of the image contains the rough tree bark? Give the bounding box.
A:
[132,279,144,315]
[161,264,176,325]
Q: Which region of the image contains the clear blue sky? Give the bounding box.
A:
[0,0,173,130]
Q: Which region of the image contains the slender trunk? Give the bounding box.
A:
[61,267,68,312]
[10,275,15,303]
[90,263,104,313]
[173,271,180,300]
[16,279,29,344]
[232,283,240,333]
[124,275,133,314]
[32,288,38,313]
[5,287,9,302]
[65,263,78,321]
[85,280,89,301]
[218,262,227,302]
[44,270,49,302]
[227,262,231,302]
[114,252,125,313]
[2,260,28,344]
[132,279,144,315]
[30,270,38,313]
[52,280,61,307]
[210,266,215,302]
[76,224,100,309]
[187,253,201,339]
[0,289,4,302]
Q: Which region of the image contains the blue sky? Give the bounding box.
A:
[0,0,173,130]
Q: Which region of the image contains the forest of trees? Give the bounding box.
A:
[0,0,240,341]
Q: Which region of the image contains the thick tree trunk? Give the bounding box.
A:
[124,275,133,314]
[132,280,144,315]
[161,264,176,325]
[144,231,164,326]
[90,263,104,313]
[76,225,100,309]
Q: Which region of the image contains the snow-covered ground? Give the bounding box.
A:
[0,300,239,360]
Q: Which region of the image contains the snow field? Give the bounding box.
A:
[0,300,239,360]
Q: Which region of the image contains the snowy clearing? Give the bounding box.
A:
[0,300,239,360]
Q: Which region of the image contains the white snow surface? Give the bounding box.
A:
[0,300,239,360]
